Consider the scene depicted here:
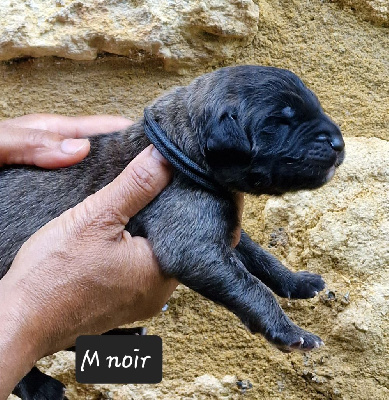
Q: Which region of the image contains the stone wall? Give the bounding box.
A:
[0,0,259,71]
[334,0,388,26]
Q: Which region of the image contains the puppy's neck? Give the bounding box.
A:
[146,87,206,169]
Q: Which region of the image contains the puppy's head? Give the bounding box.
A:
[187,66,345,195]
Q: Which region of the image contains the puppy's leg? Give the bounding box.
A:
[135,187,323,352]
[13,367,65,400]
[65,327,147,352]
[100,327,147,336]
[159,242,323,352]
[236,230,325,299]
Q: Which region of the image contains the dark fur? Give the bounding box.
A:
[0,66,344,399]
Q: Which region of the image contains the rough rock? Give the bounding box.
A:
[257,137,389,281]
[0,0,259,70]
[12,351,242,399]
[334,0,389,26]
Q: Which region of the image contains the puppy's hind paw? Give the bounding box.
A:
[288,337,324,352]
[289,271,325,299]
[267,326,324,353]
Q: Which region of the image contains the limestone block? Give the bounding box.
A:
[0,0,259,70]
[260,137,389,280]
[335,0,388,26]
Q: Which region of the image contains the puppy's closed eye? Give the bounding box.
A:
[261,116,290,136]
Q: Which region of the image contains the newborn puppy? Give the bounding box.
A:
[0,65,345,399]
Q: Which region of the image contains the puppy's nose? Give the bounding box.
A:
[316,132,345,152]
[330,135,345,152]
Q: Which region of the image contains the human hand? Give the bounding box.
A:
[0,113,132,168]
[0,113,243,244]
[0,144,178,397]
[0,113,242,398]
[232,193,244,247]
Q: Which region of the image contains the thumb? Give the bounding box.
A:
[0,124,90,168]
[77,145,172,229]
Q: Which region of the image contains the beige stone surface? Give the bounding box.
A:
[334,0,389,26]
[0,0,259,70]
[257,138,389,279]
[2,0,388,399]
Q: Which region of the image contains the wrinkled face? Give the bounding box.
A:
[189,66,345,195]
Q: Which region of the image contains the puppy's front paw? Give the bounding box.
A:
[267,325,324,353]
[289,271,325,299]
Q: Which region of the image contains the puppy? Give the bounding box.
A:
[0,65,345,399]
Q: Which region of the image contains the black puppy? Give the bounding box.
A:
[0,65,345,399]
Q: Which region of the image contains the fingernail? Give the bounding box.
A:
[151,145,168,164]
[61,139,89,155]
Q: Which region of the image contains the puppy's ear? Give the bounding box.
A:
[204,111,251,166]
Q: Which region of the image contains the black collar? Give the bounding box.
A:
[143,108,226,194]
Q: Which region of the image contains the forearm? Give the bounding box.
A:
[0,281,38,399]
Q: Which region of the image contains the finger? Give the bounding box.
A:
[78,145,172,228]
[0,125,90,168]
[231,193,244,247]
[7,114,133,137]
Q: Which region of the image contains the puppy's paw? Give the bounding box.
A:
[34,380,66,400]
[288,271,325,299]
[267,325,324,353]
[13,368,65,400]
